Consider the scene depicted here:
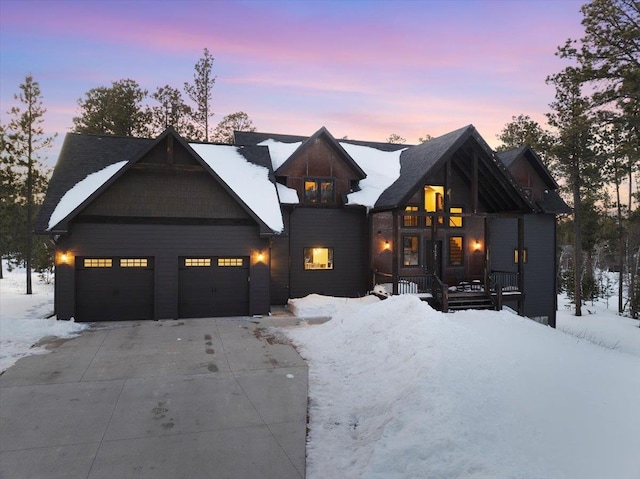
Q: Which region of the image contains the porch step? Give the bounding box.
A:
[447,293,495,312]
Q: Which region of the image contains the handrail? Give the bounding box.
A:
[432,275,449,312]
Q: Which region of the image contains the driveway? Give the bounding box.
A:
[0,315,307,479]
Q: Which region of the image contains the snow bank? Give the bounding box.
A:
[286,295,640,479]
[0,268,88,372]
[287,294,379,318]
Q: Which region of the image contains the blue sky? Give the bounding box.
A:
[0,0,585,165]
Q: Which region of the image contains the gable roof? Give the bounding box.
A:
[37,128,284,235]
[496,145,559,189]
[274,126,367,179]
[374,125,535,213]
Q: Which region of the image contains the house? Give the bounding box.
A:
[35,125,569,326]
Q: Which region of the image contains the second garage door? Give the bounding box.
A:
[178,256,250,318]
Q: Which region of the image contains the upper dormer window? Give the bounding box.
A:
[304,178,335,204]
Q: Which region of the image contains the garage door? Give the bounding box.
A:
[76,257,154,321]
[178,256,249,318]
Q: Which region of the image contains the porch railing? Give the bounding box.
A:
[488,271,520,292]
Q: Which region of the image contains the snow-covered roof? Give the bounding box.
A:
[256,138,406,209]
[189,143,284,233]
[47,161,128,231]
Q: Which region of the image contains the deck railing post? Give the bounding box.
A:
[496,284,503,311]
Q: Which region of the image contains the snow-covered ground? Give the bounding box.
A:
[0,267,87,372]
[285,294,640,479]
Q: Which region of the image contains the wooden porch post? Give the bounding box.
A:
[392,211,398,295]
[484,216,490,293]
[517,215,525,316]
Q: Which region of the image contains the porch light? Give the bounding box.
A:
[256,251,265,263]
[384,240,391,250]
[473,241,482,252]
[57,252,71,265]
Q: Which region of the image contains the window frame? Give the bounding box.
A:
[403,205,421,228]
[448,235,464,266]
[303,247,334,270]
[449,206,463,228]
[303,178,335,205]
[514,248,528,264]
[402,235,420,267]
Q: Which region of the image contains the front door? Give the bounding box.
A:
[425,240,442,279]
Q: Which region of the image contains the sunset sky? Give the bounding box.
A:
[0,0,585,165]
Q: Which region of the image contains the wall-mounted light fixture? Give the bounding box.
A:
[384,240,391,250]
[473,240,482,253]
[257,251,265,263]
[56,251,71,265]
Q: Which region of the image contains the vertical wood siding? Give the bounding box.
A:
[288,207,368,298]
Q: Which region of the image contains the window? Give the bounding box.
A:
[403,235,420,266]
[403,206,420,227]
[424,185,444,226]
[304,179,335,204]
[218,258,244,267]
[184,258,211,267]
[304,247,333,270]
[449,207,463,228]
[514,249,528,263]
[83,258,112,268]
[449,236,464,266]
[120,258,148,268]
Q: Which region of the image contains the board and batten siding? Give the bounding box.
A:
[55,222,270,320]
[288,207,368,299]
[489,215,557,322]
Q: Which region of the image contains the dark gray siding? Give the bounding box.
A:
[288,207,368,298]
[55,222,270,320]
[270,212,291,305]
[489,215,557,321]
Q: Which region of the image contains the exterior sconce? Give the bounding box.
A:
[473,241,482,253]
[384,240,391,250]
[57,251,71,265]
[256,251,266,263]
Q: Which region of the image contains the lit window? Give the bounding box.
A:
[83,258,112,268]
[424,185,444,226]
[218,258,243,267]
[403,235,419,266]
[185,258,211,267]
[120,258,148,267]
[449,236,463,266]
[304,179,335,204]
[403,206,420,227]
[449,207,463,227]
[514,249,528,263]
[304,247,333,270]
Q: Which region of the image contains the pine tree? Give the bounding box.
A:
[73,79,150,137]
[149,85,195,138]
[184,48,216,141]
[4,76,55,293]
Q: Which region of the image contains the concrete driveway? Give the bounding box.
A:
[0,316,307,479]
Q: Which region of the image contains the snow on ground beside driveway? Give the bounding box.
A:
[0,267,87,373]
[288,293,379,318]
[285,294,640,479]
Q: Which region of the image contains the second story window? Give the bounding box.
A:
[304,179,335,204]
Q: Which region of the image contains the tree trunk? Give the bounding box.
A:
[572,157,582,316]
[26,117,33,295]
[616,177,624,315]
